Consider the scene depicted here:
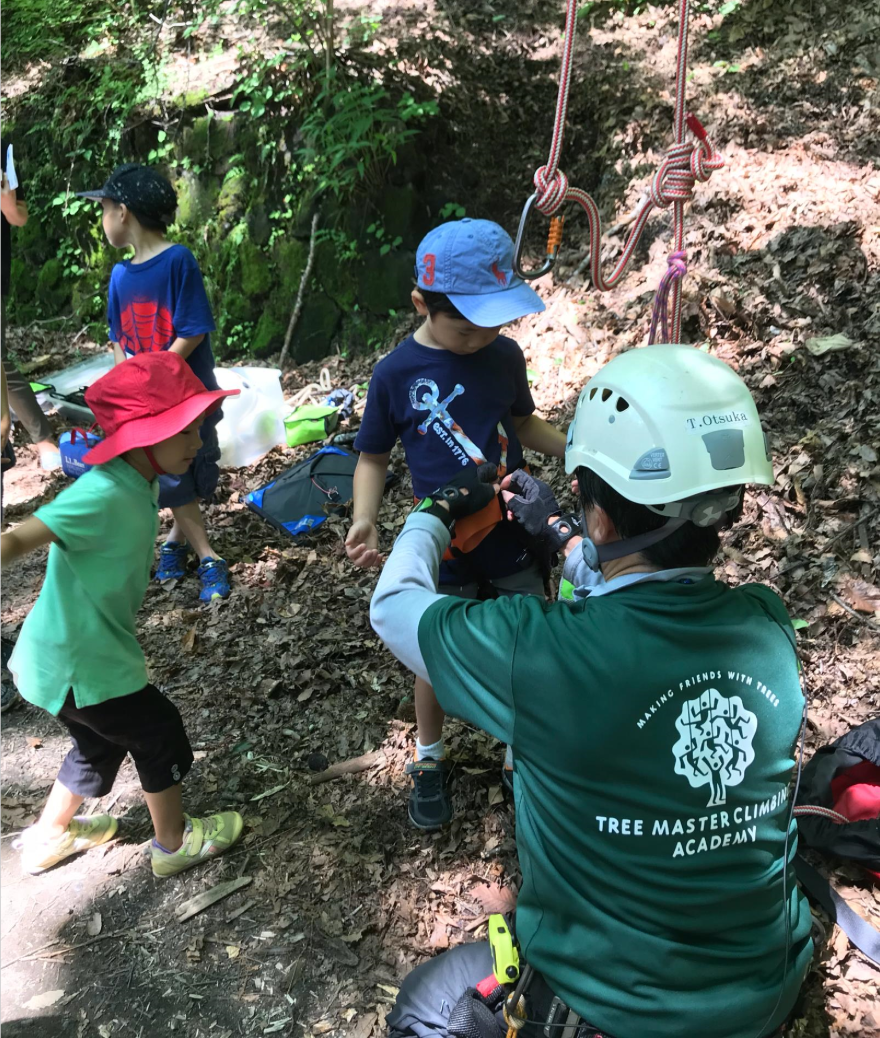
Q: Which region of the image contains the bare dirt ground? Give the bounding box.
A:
[2,0,879,1036]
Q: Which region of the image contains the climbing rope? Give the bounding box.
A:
[513,0,724,343]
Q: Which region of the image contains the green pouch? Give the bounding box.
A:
[284,404,340,447]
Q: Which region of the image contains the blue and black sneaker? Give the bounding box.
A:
[1,638,19,714]
[198,557,231,602]
[405,756,452,830]
[155,541,191,581]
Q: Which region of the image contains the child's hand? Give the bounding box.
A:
[346,519,383,568]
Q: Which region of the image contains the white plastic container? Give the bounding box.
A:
[214,366,285,468]
[41,352,115,424]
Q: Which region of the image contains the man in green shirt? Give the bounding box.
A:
[2,352,244,879]
[370,345,812,1038]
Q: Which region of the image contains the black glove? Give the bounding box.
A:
[414,463,499,529]
[504,471,560,535]
[505,471,581,554]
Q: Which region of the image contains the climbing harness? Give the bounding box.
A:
[513,0,724,343]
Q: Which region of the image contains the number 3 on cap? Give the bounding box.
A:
[422,253,436,287]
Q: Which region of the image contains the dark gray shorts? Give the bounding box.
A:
[157,409,222,509]
[439,563,545,601]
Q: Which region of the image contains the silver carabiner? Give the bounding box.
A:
[513,193,563,280]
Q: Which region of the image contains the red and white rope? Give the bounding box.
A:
[792,805,852,825]
[531,0,724,342]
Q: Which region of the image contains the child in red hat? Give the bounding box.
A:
[1,352,245,878]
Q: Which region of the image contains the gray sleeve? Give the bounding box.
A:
[369,512,451,682]
[560,544,596,595]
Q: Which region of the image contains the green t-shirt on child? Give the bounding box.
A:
[418,576,812,1038]
[9,457,159,715]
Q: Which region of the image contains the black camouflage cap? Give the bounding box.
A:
[76,163,177,224]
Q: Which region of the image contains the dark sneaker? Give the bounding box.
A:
[198,557,231,601]
[1,639,18,713]
[156,541,191,581]
[1,677,19,713]
[405,757,452,830]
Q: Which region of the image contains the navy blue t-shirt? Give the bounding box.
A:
[107,244,218,390]
[355,333,536,580]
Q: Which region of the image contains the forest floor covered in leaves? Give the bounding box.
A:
[2,0,879,1036]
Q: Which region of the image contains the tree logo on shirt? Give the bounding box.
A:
[672,689,757,807]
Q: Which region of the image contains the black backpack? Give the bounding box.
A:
[794,718,880,962]
[245,446,393,539]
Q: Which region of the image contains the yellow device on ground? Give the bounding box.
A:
[488,914,520,984]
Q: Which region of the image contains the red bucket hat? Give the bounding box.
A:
[83,352,239,466]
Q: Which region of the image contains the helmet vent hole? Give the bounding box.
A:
[615,397,630,412]
[601,388,612,402]
[589,388,598,400]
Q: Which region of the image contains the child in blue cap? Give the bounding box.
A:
[346,218,567,829]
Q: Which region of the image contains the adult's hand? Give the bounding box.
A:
[500,470,560,535]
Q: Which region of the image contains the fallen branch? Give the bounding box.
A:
[308,750,386,785]
[279,212,320,368]
[2,929,133,969]
[175,876,253,923]
[829,593,880,631]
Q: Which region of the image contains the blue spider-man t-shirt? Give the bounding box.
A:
[107,244,218,390]
[355,333,536,580]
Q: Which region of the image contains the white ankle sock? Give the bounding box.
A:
[416,737,445,761]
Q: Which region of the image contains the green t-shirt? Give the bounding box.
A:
[9,457,159,715]
[418,576,812,1038]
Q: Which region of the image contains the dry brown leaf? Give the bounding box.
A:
[181,625,197,652]
[26,736,42,750]
[839,578,880,614]
[470,881,518,915]
[429,916,450,950]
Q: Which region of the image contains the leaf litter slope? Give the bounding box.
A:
[1,0,879,1035]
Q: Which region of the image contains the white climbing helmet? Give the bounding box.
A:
[565,344,773,527]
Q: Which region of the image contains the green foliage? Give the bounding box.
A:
[297,81,439,199]
[439,202,467,220]
[3,0,441,358]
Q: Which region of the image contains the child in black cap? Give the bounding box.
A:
[77,164,232,601]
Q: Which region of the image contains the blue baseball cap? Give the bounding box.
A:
[415,218,546,328]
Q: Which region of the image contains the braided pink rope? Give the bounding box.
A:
[531,0,724,342]
[647,251,687,345]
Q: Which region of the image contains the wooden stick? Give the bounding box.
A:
[308,751,386,785]
[2,929,132,969]
[829,592,880,631]
[279,212,320,368]
[175,876,253,923]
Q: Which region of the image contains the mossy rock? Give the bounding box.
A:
[356,249,415,315]
[181,114,237,167]
[217,170,249,228]
[377,185,431,246]
[71,282,104,322]
[240,241,272,297]
[251,312,286,356]
[246,203,271,247]
[222,287,256,327]
[292,292,342,364]
[8,258,32,308]
[272,238,308,296]
[313,241,358,310]
[176,172,217,227]
[36,257,72,312]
